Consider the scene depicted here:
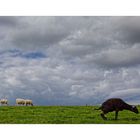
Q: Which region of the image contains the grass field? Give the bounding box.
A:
[0,106,140,124]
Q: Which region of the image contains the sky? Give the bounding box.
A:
[0,16,140,105]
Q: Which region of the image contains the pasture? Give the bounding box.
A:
[0,106,140,124]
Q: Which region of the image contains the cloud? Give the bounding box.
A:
[108,88,140,102]
[0,17,19,27]
[0,16,140,105]
[12,27,69,48]
[114,17,140,44]
[11,17,100,49]
[96,46,140,68]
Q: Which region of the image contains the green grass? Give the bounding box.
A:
[0,106,140,124]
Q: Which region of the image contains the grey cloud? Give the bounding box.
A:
[0,16,19,27]
[11,17,112,50]
[109,88,140,102]
[96,47,140,68]
[113,17,140,44]
[0,17,140,105]
[61,44,94,57]
[12,30,68,48]
[12,28,69,48]
[11,17,98,48]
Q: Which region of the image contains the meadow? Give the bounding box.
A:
[0,106,140,124]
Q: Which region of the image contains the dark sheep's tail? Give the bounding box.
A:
[94,107,102,110]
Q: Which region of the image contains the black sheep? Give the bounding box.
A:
[97,98,139,120]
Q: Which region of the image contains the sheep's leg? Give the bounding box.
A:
[115,111,118,120]
[101,113,107,120]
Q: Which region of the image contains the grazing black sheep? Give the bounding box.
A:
[97,98,139,120]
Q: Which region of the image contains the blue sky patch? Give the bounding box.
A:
[22,52,46,59]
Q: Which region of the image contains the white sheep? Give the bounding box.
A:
[25,99,33,106]
[0,99,8,105]
[16,98,26,106]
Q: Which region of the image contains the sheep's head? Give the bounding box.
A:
[131,106,139,114]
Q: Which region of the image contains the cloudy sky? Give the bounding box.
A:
[0,16,140,105]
